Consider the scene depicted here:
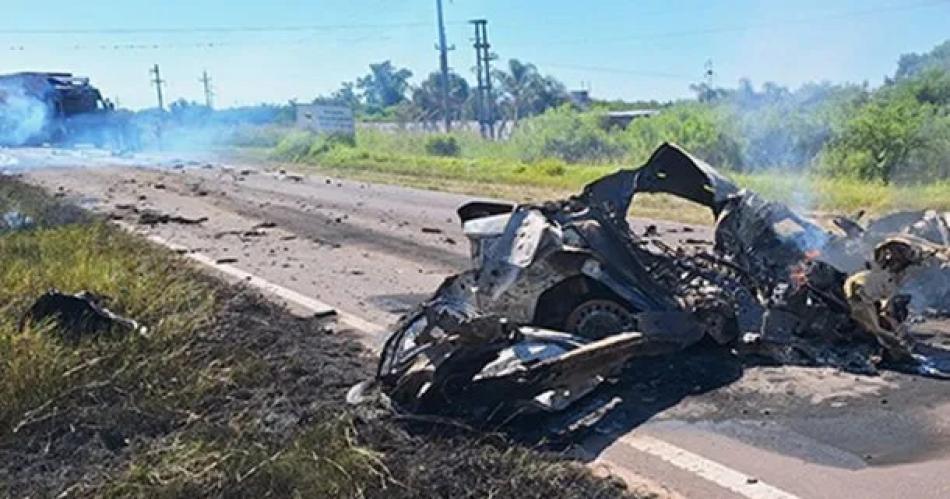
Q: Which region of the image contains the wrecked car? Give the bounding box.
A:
[354,142,950,428]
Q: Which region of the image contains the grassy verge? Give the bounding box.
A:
[0,176,635,498]
[241,127,950,223]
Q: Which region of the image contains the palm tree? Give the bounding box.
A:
[411,71,471,127]
[493,59,567,129]
[492,59,541,128]
[356,61,413,110]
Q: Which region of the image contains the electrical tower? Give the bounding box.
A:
[700,59,715,102]
[200,70,214,108]
[435,0,454,132]
[470,19,495,139]
[149,64,165,111]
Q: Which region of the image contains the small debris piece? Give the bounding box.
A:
[1,211,34,232]
[20,289,146,340]
[421,227,443,234]
[215,257,239,264]
[137,209,208,226]
[643,224,659,237]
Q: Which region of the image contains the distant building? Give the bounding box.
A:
[603,109,660,129]
[568,90,592,109]
[295,103,355,136]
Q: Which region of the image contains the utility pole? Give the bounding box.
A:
[702,58,715,102]
[435,0,453,132]
[149,64,165,111]
[199,70,214,109]
[471,20,485,138]
[470,19,495,139]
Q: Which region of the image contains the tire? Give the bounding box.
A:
[565,299,637,340]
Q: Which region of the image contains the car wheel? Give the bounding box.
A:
[565,299,636,340]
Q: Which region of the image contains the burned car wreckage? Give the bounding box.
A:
[351,143,950,428]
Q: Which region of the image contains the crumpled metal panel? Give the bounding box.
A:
[631,142,741,217]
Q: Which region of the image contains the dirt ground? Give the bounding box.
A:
[10,147,950,498]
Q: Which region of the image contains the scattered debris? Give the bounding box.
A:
[214,229,267,240]
[111,201,208,226]
[137,209,208,226]
[275,169,304,182]
[355,142,950,431]
[20,289,146,340]
[1,210,34,231]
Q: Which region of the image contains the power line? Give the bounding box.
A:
[2,33,392,51]
[0,21,471,35]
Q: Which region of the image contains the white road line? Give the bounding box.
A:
[617,434,800,499]
[138,231,387,338]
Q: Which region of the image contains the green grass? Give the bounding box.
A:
[0,221,390,497]
[0,223,217,434]
[244,127,950,223]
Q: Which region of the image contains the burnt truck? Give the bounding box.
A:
[0,72,135,148]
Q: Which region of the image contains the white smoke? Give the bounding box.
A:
[0,81,51,146]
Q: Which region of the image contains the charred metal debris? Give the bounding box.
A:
[20,289,147,341]
[351,143,950,430]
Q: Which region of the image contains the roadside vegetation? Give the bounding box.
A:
[223,39,950,218]
[0,177,633,498]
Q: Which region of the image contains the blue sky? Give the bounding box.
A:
[1,0,948,109]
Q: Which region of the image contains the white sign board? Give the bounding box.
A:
[295,104,355,136]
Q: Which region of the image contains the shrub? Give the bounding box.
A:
[621,102,744,169]
[510,106,624,163]
[424,135,461,157]
[534,158,566,176]
[820,91,933,183]
[272,132,354,161]
[307,133,355,157]
[272,131,318,161]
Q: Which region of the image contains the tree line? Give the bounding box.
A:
[316,59,578,129]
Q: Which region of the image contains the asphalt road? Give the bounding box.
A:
[7,147,950,499]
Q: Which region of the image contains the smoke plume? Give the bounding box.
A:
[0,80,50,146]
